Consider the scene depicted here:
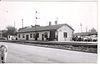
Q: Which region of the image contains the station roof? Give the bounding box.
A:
[18,24,74,33]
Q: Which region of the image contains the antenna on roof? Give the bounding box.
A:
[35,11,40,26]
[35,11,37,26]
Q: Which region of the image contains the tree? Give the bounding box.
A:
[6,26,17,35]
[2,26,17,37]
[90,28,97,33]
[2,30,7,37]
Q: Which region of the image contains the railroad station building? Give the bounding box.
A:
[17,23,74,41]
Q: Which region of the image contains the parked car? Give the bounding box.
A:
[83,37,92,42]
[0,37,7,40]
[91,37,97,42]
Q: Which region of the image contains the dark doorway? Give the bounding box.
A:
[26,35,29,40]
[42,34,44,41]
[50,30,55,41]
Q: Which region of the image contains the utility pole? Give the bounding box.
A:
[55,17,58,25]
[35,11,37,31]
[14,20,15,28]
[35,11,40,25]
[86,26,87,32]
[22,19,23,28]
[80,23,82,33]
[35,11,39,40]
[35,11,40,27]
[35,11,38,26]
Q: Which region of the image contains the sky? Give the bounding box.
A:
[0,1,97,33]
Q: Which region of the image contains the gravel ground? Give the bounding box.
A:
[0,42,97,63]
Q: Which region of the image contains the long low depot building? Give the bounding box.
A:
[17,23,74,41]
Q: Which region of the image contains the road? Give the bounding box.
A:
[0,42,97,63]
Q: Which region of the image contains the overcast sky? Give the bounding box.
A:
[0,2,97,33]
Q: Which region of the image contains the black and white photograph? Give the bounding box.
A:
[0,0,98,64]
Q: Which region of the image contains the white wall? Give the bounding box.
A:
[57,25,74,41]
[8,35,16,40]
[17,25,74,41]
[17,32,35,40]
[17,31,50,41]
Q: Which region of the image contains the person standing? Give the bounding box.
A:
[0,45,8,63]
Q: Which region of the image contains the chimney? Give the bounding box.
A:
[55,20,57,25]
[49,21,51,26]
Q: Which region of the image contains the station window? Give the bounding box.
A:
[33,34,35,38]
[9,36,10,38]
[64,32,67,38]
[18,34,20,38]
[30,34,32,38]
[23,34,25,38]
[36,33,39,38]
[0,34,1,37]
